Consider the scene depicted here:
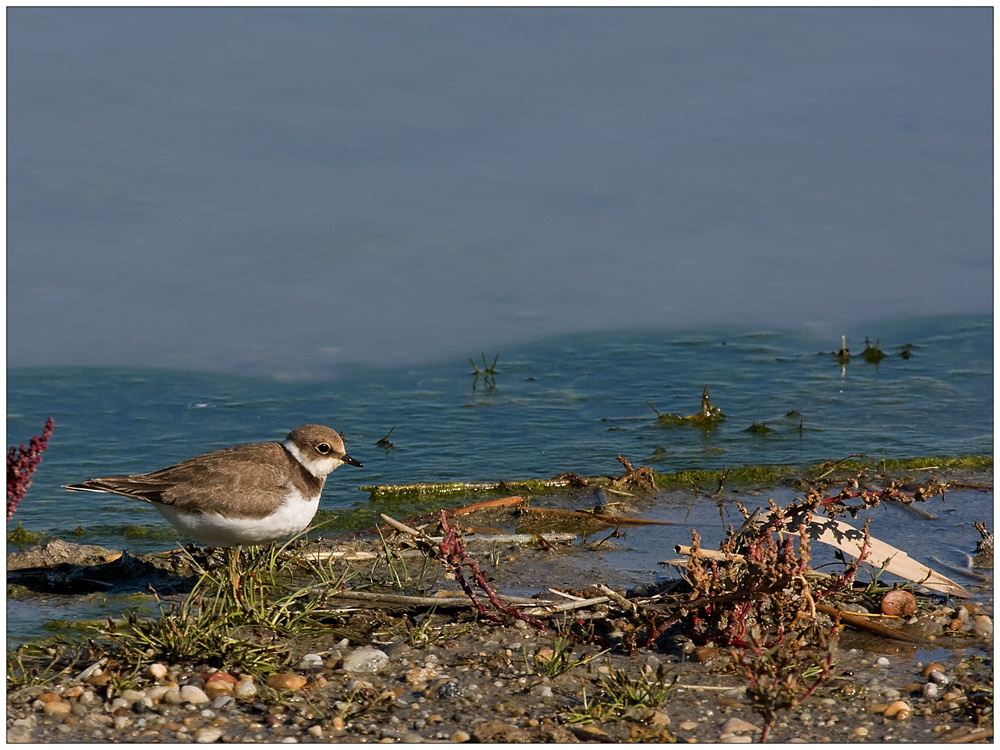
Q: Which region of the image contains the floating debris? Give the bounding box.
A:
[862,337,886,364]
[647,387,723,429]
[376,426,396,451]
[470,352,499,390]
[836,334,850,365]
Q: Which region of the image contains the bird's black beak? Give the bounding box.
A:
[344,454,363,468]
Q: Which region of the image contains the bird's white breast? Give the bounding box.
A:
[155,489,321,547]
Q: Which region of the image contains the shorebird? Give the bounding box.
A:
[64,424,361,547]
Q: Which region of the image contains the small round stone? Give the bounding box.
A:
[342,647,389,674]
[928,670,949,685]
[451,730,471,743]
[146,663,168,680]
[973,616,993,639]
[437,681,463,700]
[234,679,257,700]
[42,701,72,716]
[298,654,324,670]
[180,685,210,705]
[266,673,307,691]
[195,726,224,743]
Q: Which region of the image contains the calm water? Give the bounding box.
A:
[8,315,992,547]
[7,9,992,375]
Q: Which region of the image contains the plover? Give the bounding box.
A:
[64,424,362,547]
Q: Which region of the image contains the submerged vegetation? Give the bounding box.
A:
[470,351,499,390]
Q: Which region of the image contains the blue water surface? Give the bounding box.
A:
[7,315,992,553]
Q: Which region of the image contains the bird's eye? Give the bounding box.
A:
[316,443,331,455]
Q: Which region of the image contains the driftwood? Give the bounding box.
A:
[814,603,935,646]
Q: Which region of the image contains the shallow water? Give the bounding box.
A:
[6,315,993,643]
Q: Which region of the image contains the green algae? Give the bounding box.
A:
[362,455,993,501]
[7,523,44,546]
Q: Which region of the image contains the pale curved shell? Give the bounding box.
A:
[883,700,911,720]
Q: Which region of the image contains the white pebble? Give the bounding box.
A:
[876,657,891,667]
[973,616,993,639]
[923,683,939,699]
[194,726,223,743]
[342,646,389,673]
[180,685,210,704]
[298,653,324,670]
[234,680,257,700]
[146,663,168,680]
[929,670,949,685]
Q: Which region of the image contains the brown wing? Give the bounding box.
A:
[65,442,319,519]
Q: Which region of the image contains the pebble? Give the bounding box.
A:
[234,679,257,700]
[146,663,168,680]
[649,709,670,726]
[720,717,759,735]
[266,674,307,691]
[679,720,698,731]
[451,730,471,742]
[147,686,173,701]
[875,657,891,667]
[923,683,939,699]
[852,727,870,738]
[436,681,463,700]
[195,726,224,743]
[342,646,389,673]
[921,663,946,679]
[42,701,72,716]
[405,666,438,685]
[298,654,324,670]
[883,701,911,720]
[928,670,949,685]
[973,615,993,639]
[180,686,210,705]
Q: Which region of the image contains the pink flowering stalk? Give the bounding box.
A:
[7,417,54,521]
